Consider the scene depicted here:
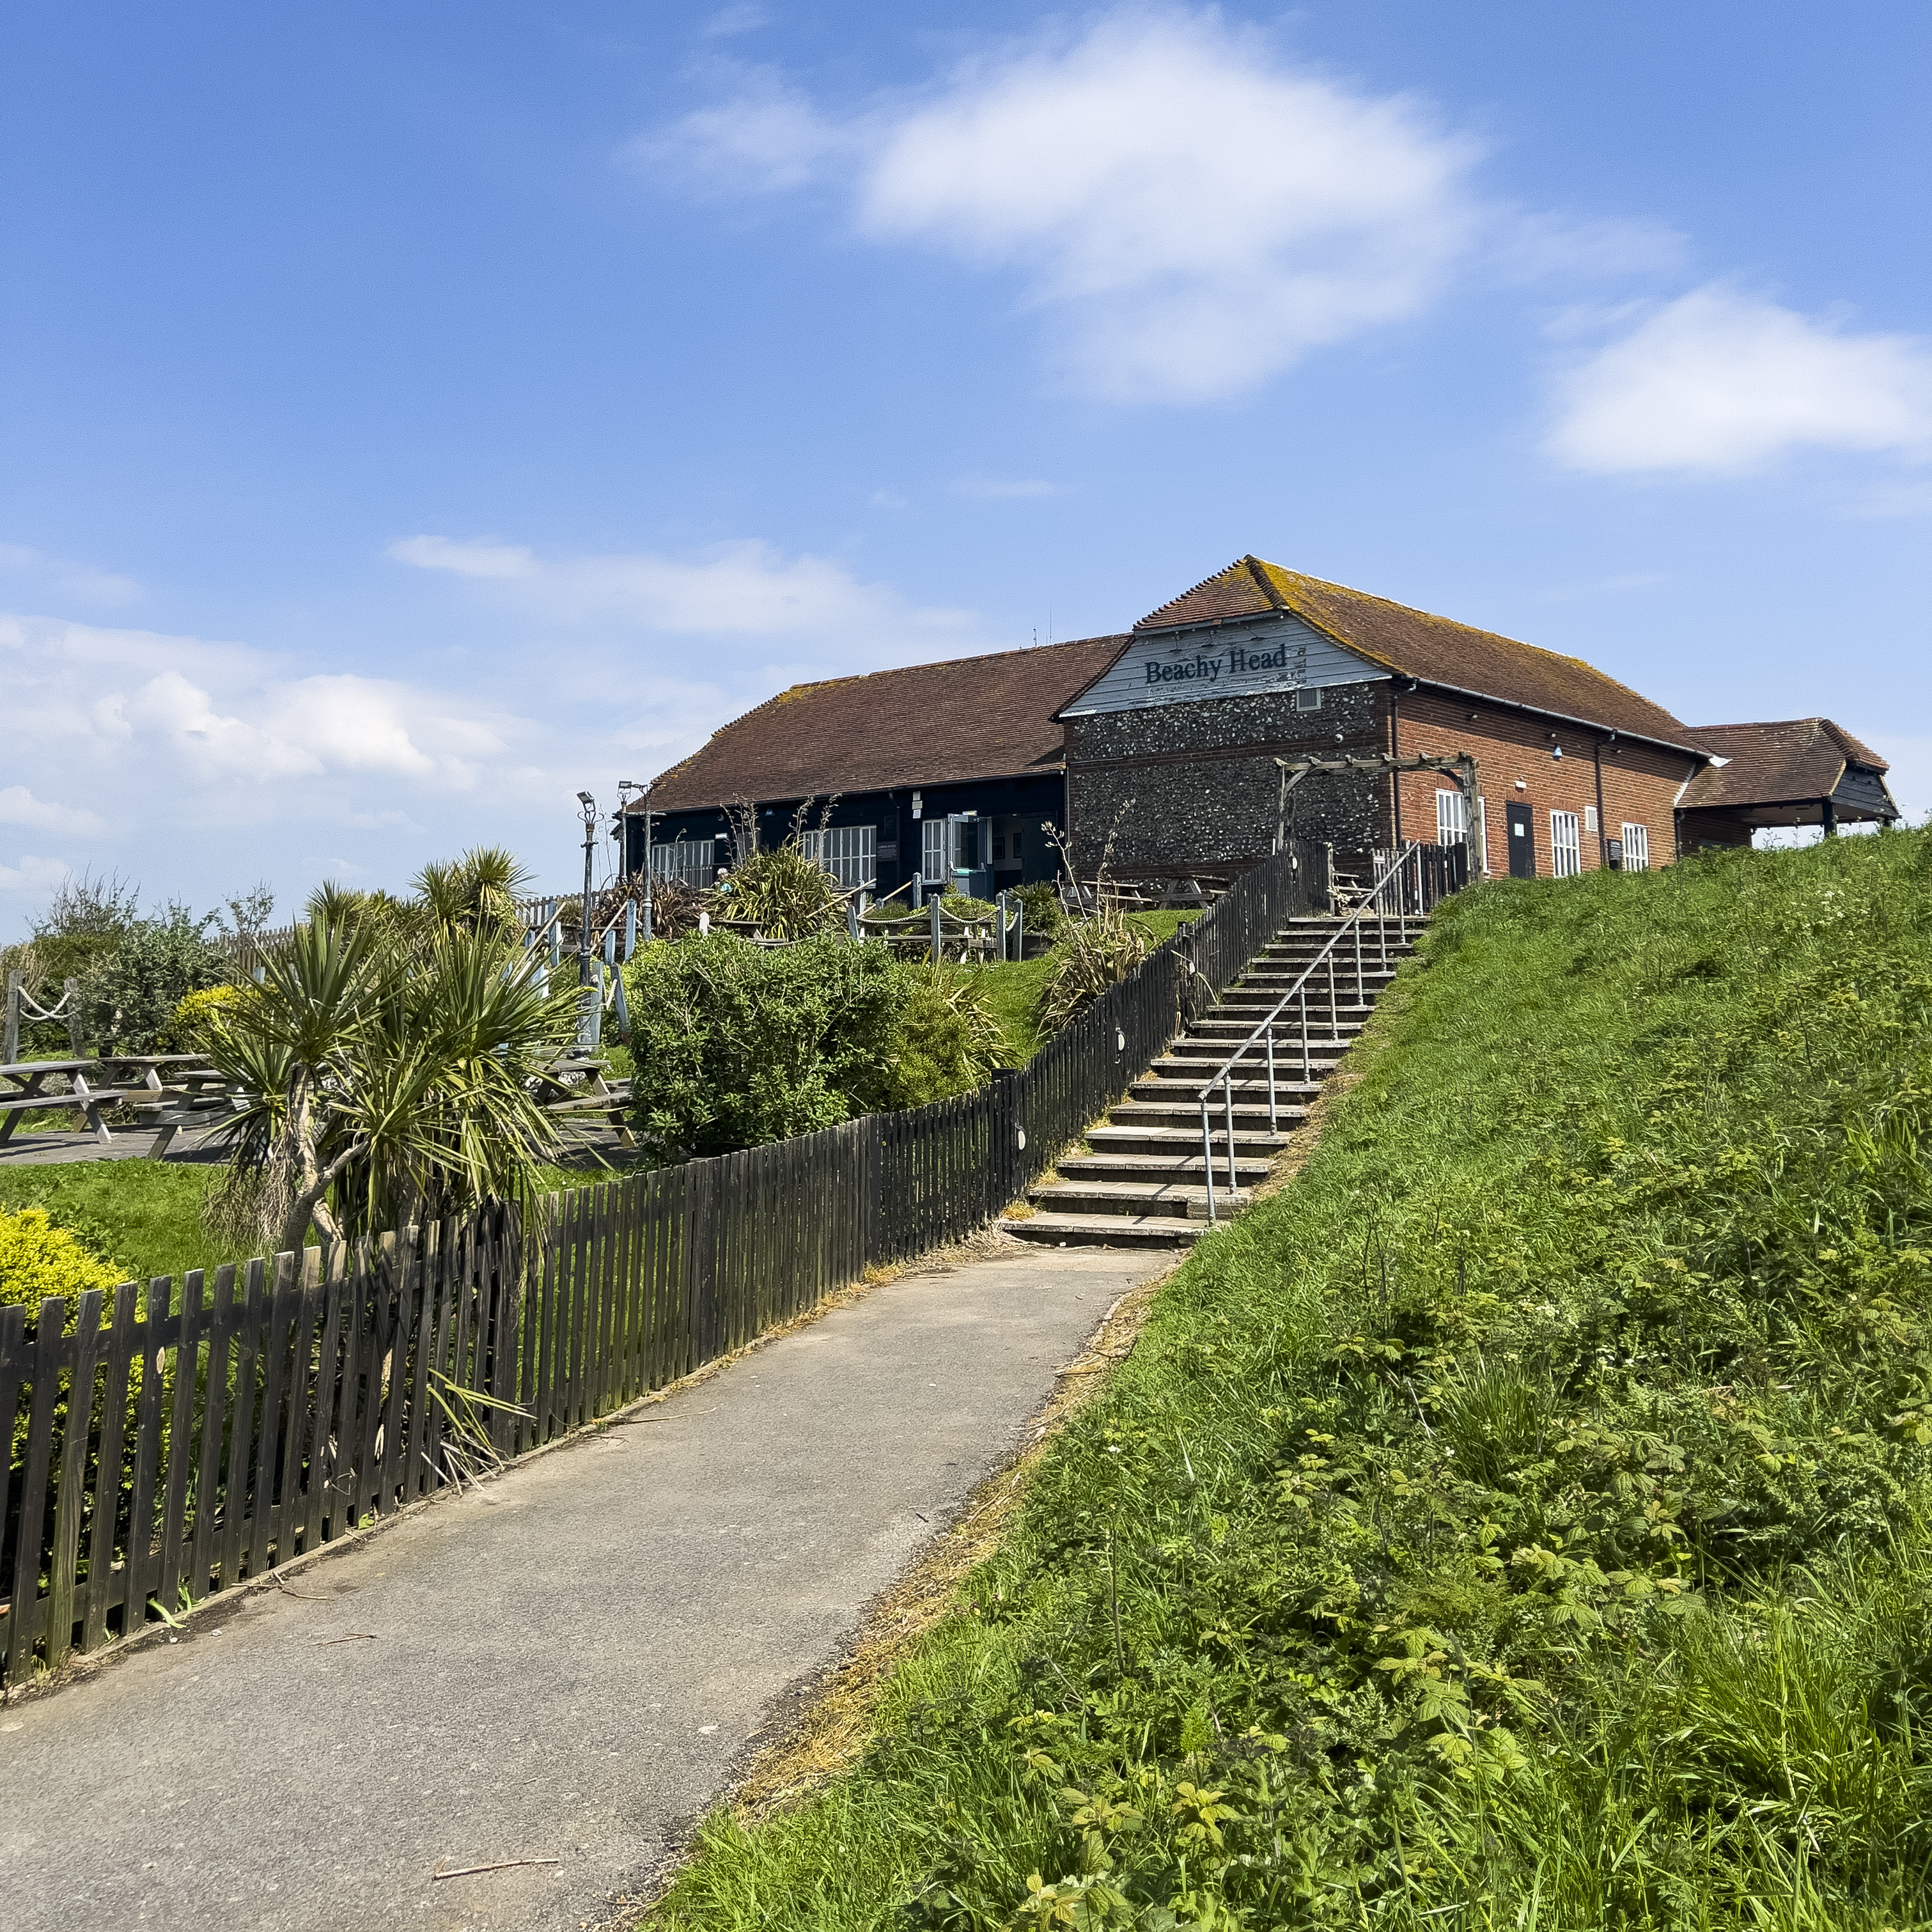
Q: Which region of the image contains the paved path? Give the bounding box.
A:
[0,1245,1163,1932]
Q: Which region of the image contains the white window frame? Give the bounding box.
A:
[1435,786,1467,848]
[801,825,876,891]
[1621,821,1650,871]
[651,837,716,887]
[921,816,952,882]
[1550,810,1582,879]
[1293,685,1322,712]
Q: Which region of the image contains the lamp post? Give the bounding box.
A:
[619,778,652,941]
[575,790,597,990]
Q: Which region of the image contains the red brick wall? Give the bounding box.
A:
[1387,688,1701,875]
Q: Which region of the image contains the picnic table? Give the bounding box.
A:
[533,1051,635,1146]
[0,1053,244,1156]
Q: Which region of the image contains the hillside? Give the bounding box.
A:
[651,830,1932,1931]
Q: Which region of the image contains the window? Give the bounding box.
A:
[922,816,951,882]
[1435,787,1467,846]
[1293,685,1322,712]
[1550,811,1582,878]
[1584,804,1598,834]
[651,838,716,887]
[802,825,876,891]
[1621,822,1650,871]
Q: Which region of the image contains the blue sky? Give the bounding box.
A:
[4,2,1928,933]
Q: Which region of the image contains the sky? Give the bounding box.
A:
[3,2,1929,935]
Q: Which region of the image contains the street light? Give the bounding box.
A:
[618,777,653,942]
[577,791,597,991]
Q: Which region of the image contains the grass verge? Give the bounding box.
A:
[643,831,1932,1931]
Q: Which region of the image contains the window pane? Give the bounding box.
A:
[651,839,715,886]
[1435,787,1467,844]
[1621,822,1650,871]
[1550,811,1581,879]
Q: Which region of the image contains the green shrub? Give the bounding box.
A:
[0,1205,123,1311]
[1013,880,1065,941]
[1034,901,1150,1034]
[625,933,910,1158]
[623,935,1006,1157]
[77,905,230,1054]
[892,965,1011,1105]
[165,983,249,1051]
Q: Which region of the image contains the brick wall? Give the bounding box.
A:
[1064,681,1387,875]
[1392,687,1700,875]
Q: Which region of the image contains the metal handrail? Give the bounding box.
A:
[1199,842,1424,1225]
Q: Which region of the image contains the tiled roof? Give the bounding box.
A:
[640,634,1130,812]
[1679,718,1889,811]
[1131,556,1701,750]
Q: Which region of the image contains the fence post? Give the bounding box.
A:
[63,978,82,1056]
[930,896,942,964]
[991,1068,1025,1206]
[3,970,19,1065]
[995,891,1008,962]
[861,1114,884,1267]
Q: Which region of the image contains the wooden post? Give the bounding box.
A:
[3,969,20,1066]
[63,978,82,1056]
[930,896,941,965]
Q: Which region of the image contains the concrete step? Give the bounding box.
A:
[1029,1178,1240,1219]
[1006,1210,1203,1249]
[1084,1123,1291,1159]
[1058,1151,1275,1185]
[1112,1099,1313,1132]
[1175,1020,1367,1050]
[1135,1059,1337,1089]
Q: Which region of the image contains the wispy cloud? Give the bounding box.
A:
[0,785,105,836]
[1547,286,1932,475]
[953,476,1064,500]
[643,10,1486,401]
[388,534,975,641]
[0,541,143,609]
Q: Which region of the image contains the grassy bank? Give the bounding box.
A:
[650,830,1932,1931]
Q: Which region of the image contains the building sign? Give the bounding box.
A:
[1062,610,1383,717]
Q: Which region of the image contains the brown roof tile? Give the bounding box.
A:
[642,634,1130,812]
[1679,718,1889,810]
[1131,556,1701,751]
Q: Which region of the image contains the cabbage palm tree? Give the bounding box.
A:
[208,868,571,1253]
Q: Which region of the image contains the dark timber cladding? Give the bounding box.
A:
[1057,556,1710,880]
[627,634,1125,901]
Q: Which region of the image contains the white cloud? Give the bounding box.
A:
[953,476,1064,500]
[386,534,535,579]
[1548,286,1932,475]
[634,74,850,195]
[0,854,70,896]
[646,10,1483,401]
[389,534,974,641]
[0,786,104,836]
[0,541,143,609]
[702,4,768,40]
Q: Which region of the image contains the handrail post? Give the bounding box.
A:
[1328,950,1338,1043]
[1224,1080,1237,1197]
[1266,1025,1277,1133]
[1300,988,1309,1081]
[1201,1095,1216,1225]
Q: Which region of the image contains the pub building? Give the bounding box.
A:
[627,555,1896,895]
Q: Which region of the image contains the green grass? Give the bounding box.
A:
[974,911,1203,1067]
[0,1160,250,1286]
[648,830,1932,1931]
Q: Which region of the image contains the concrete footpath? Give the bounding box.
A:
[0,1243,1165,1932]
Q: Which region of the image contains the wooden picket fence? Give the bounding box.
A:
[1,837,1372,1684]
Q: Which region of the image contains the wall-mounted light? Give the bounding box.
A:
[1552,745,1564,761]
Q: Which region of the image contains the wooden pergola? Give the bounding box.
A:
[1274,751,1482,871]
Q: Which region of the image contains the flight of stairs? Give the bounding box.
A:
[1008,915,1418,1249]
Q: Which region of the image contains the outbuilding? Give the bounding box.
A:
[1674,719,1899,850]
